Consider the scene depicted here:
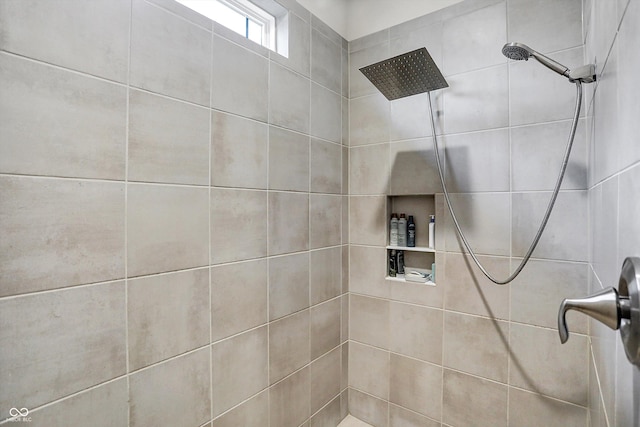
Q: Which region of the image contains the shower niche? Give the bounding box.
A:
[386,194,437,285]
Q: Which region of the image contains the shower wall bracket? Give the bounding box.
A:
[558,257,640,367]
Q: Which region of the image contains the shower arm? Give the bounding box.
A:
[427,81,583,285]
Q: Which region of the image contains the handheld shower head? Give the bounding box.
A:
[502,42,571,78]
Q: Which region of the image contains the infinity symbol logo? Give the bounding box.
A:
[9,408,29,417]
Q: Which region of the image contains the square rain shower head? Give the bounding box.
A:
[359,47,448,101]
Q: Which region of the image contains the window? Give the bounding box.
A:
[176,0,285,52]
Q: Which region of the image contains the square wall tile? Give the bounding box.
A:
[443,64,508,134]
[348,388,388,427]
[311,83,342,143]
[269,310,310,384]
[310,347,341,414]
[268,191,309,255]
[129,89,209,185]
[443,129,510,193]
[389,93,431,142]
[389,403,440,427]
[0,53,126,180]
[350,294,389,349]
[512,191,588,262]
[310,298,341,359]
[27,379,128,427]
[511,119,588,191]
[211,259,267,341]
[509,323,589,406]
[310,396,342,427]
[311,29,342,93]
[310,194,342,249]
[443,311,509,383]
[349,342,389,400]
[0,282,126,414]
[270,62,310,133]
[310,247,342,305]
[127,184,209,277]
[350,144,390,195]
[349,42,390,99]
[210,391,268,427]
[508,387,588,427]
[442,2,506,75]
[389,138,443,195]
[130,0,211,106]
[269,127,310,192]
[269,252,310,320]
[211,188,267,264]
[212,327,268,417]
[271,12,311,77]
[350,94,390,146]
[508,0,582,54]
[211,111,268,189]
[443,369,507,427]
[389,301,443,364]
[212,35,268,121]
[269,367,310,427]
[349,246,389,299]
[0,176,124,297]
[311,138,342,194]
[0,0,130,82]
[349,196,386,246]
[129,348,211,427]
[390,354,443,419]
[128,268,210,371]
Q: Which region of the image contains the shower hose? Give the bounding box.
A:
[427,81,583,285]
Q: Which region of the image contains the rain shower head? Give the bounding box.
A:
[359,47,448,101]
[502,42,596,83]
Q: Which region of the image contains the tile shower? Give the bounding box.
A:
[1,1,639,427]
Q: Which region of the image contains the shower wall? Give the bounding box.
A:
[0,0,348,426]
[585,0,640,426]
[347,0,593,425]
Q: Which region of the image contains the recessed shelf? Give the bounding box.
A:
[386,245,435,253]
[385,274,436,286]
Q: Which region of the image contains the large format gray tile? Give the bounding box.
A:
[127,184,209,277]
[310,396,342,427]
[443,369,507,427]
[310,298,341,359]
[350,144,390,195]
[349,41,390,99]
[508,387,587,427]
[0,282,126,415]
[348,388,388,427]
[311,139,342,194]
[211,259,267,341]
[310,247,342,305]
[349,94,390,146]
[212,35,268,121]
[271,11,311,77]
[0,176,124,297]
[0,53,126,180]
[269,310,310,383]
[389,354,442,420]
[0,0,130,82]
[269,367,310,427]
[270,62,310,133]
[129,348,211,427]
[350,294,390,349]
[311,83,342,143]
[129,89,209,185]
[349,342,389,400]
[349,196,387,246]
[310,194,342,249]
[389,403,440,427]
[130,0,211,106]
[210,391,268,427]
[389,301,443,364]
[211,111,268,189]
[269,127,310,192]
[310,347,342,414]
[269,252,310,320]
[442,2,506,75]
[311,28,342,93]
[210,188,267,263]
[349,246,389,299]
[27,379,128,427]
[212,327,268,417]
[128,269,209,371]
[268,191,309,255]
[389,138,443,196]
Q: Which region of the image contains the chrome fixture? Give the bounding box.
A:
[558,257,640,367]
[360,45,593,285]
[502,42,596,83]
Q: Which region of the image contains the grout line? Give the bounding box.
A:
[208,22,214,425]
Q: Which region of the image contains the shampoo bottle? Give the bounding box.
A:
[407,215,416,247]
[428,215,435,249]
[398,213,407,247]
[389,250,397,277]
[389,213,399,246]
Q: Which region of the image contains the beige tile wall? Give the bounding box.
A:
[0,0,348,426]
[347,0,594,426]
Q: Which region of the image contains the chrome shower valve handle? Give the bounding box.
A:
[558,257,640,367]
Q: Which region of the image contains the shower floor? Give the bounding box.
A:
[338,415,374,427]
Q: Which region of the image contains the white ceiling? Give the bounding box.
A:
[296,0,464,41]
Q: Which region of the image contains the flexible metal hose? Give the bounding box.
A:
[428,81,583,285]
